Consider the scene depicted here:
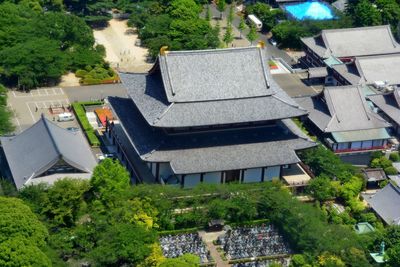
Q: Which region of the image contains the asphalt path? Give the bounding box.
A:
[63,84,127,103]
[209,4,294,64]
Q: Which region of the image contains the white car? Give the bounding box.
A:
[269,38,277,46]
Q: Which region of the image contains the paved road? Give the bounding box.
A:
[63,84,127,102]
[209,4,293,64]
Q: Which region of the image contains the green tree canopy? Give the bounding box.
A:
[0,197,48,246]
[88,223,157,266]
[90,159,130,205]
[168,0,201,20]
[353,0,382,26]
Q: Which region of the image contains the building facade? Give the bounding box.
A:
[106,46,316,187]
[296,86,391,154]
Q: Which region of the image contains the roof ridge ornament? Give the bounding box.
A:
[257,41,265,49]
[160,46,169,56]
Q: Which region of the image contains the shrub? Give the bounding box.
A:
[389,152,400,162]
[384,166,398,175]
[75,69,87,78]
[71,102,102,147]
[370,156,393,169]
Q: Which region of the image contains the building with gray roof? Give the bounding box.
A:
[330,54,400,87]
[368,89,400,136]
[0,115,97,189]
[296,86,391,154]
[364,183,400,225]
[301,25,400,67]
[105,46,316,188]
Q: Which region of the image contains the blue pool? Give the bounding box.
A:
[284,1,335,20]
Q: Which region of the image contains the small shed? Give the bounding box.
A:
[363,168,386,187]
[208,219,225,232]
[354,222,375,234]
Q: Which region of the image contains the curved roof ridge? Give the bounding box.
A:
[164,46,259,55]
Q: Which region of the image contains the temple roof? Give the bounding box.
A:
[365,183,400,225]
[0,116,97,189]
[368,89,400,126]
[301,25,400,59]
[108,96,315,174]
[296,86,390,133]
[332,54,400,86]
[119,46,307,128]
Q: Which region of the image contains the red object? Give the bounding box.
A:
[334,146,386,153]
[95,108,113,127]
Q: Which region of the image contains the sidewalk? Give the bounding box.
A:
[199,230,230,267]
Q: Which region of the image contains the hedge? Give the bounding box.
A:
[157,227,199,236]
[71,101,102,147]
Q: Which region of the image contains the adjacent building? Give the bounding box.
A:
[364,183,400,225]
[106,46,316,187]
[368,89,400,136]
[301,25,400,67]
[0,115,97,189]
[331,54,400,86]
[296,86,391,154]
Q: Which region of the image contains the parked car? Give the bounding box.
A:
[58,112,74,122]
[269,38,277,46]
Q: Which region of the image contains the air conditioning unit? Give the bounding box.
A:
[373,81,386,89]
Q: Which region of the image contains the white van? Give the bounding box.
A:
[57,112,74,122]
[247,14,263,31]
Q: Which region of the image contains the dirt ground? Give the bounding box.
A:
[58,72,80,87]
[93,19,152,73]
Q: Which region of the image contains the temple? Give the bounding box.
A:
[296,86,391,154]
[106,46,316,187]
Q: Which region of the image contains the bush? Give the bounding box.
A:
[389,152,400,162]
[370,156,393,169]
[71,102,102,147]
[384,166,398,175]
[75,69,87,78]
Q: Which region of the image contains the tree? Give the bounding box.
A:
[307,176,336,202]
[247,24,258,45]
[376,0,400,26]
[205,4,211,21]
[0,197,48,246]
[0,84,14,134]
[238,17,246,39]
[0,197,50,266]
[223,23,234,46]
[159,254,200,267]
[227,4,234,24]
[217,0,226,19]
[0,237,51,267]
[353,0,382,26]
[168,0,201,20]
[90,159,130,205]
[41,179,90,227]
[88,223,157,266]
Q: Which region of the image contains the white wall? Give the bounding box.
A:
[243,168,262,183]
[203,172,221,184]
[184,174,201,188]
[264,166,280,181]
[151,163,157,177]
[159,163,174,180]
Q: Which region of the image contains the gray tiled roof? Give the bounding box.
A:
[159,47,272,102]
[331,64,362,85]
[368,89,400,126]
[119,47,307,128]
[296,86,390,133]
[108,97,315,174]
[0,116,97,189]
[365,183,400,225]
[355,54,400,85]
[302,25,400,59]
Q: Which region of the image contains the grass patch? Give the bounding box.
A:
[71,101,103,147]
[292,118,317,141]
